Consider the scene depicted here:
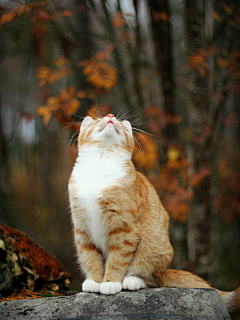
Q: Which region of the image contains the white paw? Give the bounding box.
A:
[122,276,147,291]
[100,281,122,295]
[82,279,100,293]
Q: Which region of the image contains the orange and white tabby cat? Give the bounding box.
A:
[68,114,239,312]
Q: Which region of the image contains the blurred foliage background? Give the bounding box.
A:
[0,0,240,296]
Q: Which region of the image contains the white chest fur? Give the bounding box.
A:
[70,147,128,256]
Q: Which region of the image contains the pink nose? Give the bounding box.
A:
[107,114,115,118]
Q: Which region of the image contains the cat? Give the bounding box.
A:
[68,114,239,313]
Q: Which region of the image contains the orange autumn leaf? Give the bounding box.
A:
[96,51,110,61]
[68,85,76,97]
[15,5,25,16]
[38,67,51,85]
[0,3,27,26]
[159,12,168,21]
[54,56,69,67]
[37,106,52,124]
[82,59,117,90]
[154,148,192,222]
[77,91,86,98]
[208,45,215,54]
[189,169,210,187]
[164,193,190,223]
[68,99,80,114]
[61,11,73,17]
[108,44,116,52]
[133,133,159,171]
[112,13,126,27]
[222,4,233,15]
[0,288,63,302]
[0,11,17,25]
[80,47,117,90]
[212,11,221,21]
[0,0,64,30]
[118,33,133,42]
[47,97,58,110]
[228,51,240,79]
[38,56,72,85]
[188,49,209,76]
[172,204,189,222]
[153,11,168,23]
[217,57,230,68]
[33,8,51,22]
[144,106,160,116]
[37,86,81,126]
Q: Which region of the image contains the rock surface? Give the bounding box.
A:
[0,288,231,320]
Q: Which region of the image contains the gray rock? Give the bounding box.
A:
[0,288,231,320]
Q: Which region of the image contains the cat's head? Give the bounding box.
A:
[78,114,134,154]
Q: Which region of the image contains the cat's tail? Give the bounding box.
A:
[159,269,240,313]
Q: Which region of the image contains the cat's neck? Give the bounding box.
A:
[73,145,133,184]
[77,145,132,164]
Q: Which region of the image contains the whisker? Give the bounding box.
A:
[67,130,79,149]
[94,100,102,118]
[63,122,80,130]
[133,135,144,154]
[71,135,80,148]
[124,114,140,121]
[133,145,142,154]
[118,109,135,121]
[94,106,102,119]
[87,108,95,118]
[116,102,127,119]
[131,115,147,126]
[133,131,147,143]
[132,127,160,138]
[85,105,96,119]
[131,119,148,126]
[130,115,142,124]
[71,112,85,121]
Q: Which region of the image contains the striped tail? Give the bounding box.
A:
[159,269,239,313]
[217,287,240,313]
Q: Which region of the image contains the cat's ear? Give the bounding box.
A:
[122,120,132,136]
[80,116,94,132]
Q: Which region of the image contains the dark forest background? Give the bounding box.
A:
[0,0,240,298]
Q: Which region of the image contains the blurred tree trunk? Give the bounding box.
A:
[117,0,145,116]
[0,93,14,226]
[148,0,177,143]
[100,0,138,117]
[75,0,92,59]
[185,0,212,280]
[148,0,188,269]
[0,101,9,216]
[73,0,93,94]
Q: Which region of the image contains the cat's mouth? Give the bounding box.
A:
[100,119,119,133]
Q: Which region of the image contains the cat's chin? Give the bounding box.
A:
[99,121,119,135]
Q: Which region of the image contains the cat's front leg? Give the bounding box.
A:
[82,279,101,293]
[100,227,139,295]
[122,275,147,291]
[74,229,104,293]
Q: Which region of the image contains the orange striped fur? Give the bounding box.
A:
[68,115,239,312]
